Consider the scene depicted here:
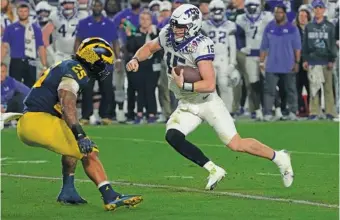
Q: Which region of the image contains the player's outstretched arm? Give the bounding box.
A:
[194,60,216,93]
[42,22,54,47]
[126,38,162,72]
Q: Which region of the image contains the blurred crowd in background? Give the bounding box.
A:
[1,0,339,126]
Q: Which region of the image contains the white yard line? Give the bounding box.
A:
[257,173,281,176]
[91,136,340,157]
[1,173,338,209]
[164,175,194,179]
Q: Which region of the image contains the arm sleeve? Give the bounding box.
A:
[192,38,215,63]
[57,77,80,96]
[14,80,30,96]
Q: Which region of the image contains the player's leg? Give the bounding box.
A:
[203,96,294,187]
[263,73,279,121]
[165,104,225,190]
[17,112,142,210]
[57,155,87,204]
[245,57,263,120]
[80,151,142,210]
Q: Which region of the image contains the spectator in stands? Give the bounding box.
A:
[1,0,17,35]
[260,5,301,121]
[1,2,47,88]
[302,0,337,120]
[104,0,120,19]
[74,0,121,125]
[113,0,158,122]
[199,0,210,20]
[157,1,172,29]
[1,63,29,113]
[296,6,311,116]
[126,10,161,123]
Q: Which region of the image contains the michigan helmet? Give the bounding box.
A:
[75,37,114,80]
[169,4,202,43]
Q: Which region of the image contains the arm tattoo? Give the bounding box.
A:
[58,89,78,127]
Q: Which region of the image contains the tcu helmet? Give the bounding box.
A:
[36,1,52,23]
[244,0,262,20]
[209,0,226,21]
[170,4,203,43]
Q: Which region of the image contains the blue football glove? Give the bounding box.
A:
[77,136,96,155]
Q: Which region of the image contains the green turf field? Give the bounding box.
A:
[1,122,339,220]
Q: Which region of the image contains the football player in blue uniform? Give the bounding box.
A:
[16,37,142,211]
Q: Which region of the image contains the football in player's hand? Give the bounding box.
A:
[174,66,202,83]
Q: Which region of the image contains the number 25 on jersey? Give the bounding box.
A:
[72,64,87,80]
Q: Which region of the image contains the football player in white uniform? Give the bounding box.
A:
[236,0,274,120]
[127,4,294,190]
[42,0,88,63]
[202,0,239,112]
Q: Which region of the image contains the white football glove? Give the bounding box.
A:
[227,69,241,87]
[226,64,236,75]
[240,47,251,55]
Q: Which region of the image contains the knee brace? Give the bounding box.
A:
[165,129,185,149]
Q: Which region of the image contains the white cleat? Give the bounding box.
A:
[205,166,226,190]
[275,150,294,187]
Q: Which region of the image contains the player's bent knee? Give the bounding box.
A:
[227,134,245,152]
[165,129,185,148]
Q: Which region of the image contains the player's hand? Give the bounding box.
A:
[292,63,299,73]
[259,62,265,76]
[171,67,184,88]
[226,64,235,74]
[303,61,309,71]
[240,47,251,55]
[126,58,139,72]
[77,136,96,155]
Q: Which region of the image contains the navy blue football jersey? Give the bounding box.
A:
[24,59,90,118]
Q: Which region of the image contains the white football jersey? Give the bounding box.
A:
[158,25,215,102]
[201,19,236,56]
[50,10,88,54]
[236,12,273,51]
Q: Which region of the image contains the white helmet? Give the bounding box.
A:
[228,69,241,87]
[245,0,261,20]
[59,0,77,17]
[170,4,202,43]
[209,0,226,21]
[36,1,52,23]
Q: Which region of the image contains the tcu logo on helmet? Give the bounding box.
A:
[184,7,200,20]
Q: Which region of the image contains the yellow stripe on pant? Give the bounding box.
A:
[17,112,99,160]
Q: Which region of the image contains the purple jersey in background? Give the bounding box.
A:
[265,0,297,23]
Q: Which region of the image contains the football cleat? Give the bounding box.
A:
[104,195,143,211]
[57,188,87,205]
[276,150,294,187]
[205,166,226,190]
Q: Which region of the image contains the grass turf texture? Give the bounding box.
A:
[1,122,339,220]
